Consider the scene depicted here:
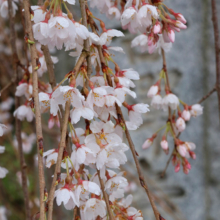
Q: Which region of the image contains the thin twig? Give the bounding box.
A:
[160,149,174,178]
[0,80,15,95]
[211,0,220,122]
[97,170,114,220]
[198,86,216,104]
[79,0,92,87]
[47,101,70,220]
[7,0,31,219]
[41,46,56,88]
[23,0,46,218]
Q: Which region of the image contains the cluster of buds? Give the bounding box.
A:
[143,66,203,174]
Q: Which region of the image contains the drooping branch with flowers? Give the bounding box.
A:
[0,0,219,219]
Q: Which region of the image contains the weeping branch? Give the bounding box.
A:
[23,0,46,218]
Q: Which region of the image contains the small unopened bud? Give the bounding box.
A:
[181,109,191,121]
[114,77,119,84]
[189,151,196,160]
[175,21,187,29]
[175,117,186,132]
[176,13,186,24]
[153,21,161,34]
[142,134,157,149]
[65,176,73,184]
[175,163,180,173]
[160,137,168,150]
[67,12,73,20]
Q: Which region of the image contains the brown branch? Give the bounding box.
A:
[120,113,160,220]
[47,101,70,220]
[162,49,170,90]
[79,0,92,86]
[198,86,216,104]
[7,0,31,219]
[160,149,174,178]
[0,80,15,95]
[211,0,220,122]
[23,0,46,219]
[41,46,56,88]
[97,170,114,220]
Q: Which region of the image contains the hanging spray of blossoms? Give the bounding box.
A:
[1,0,219,219]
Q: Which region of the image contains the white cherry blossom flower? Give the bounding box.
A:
[33,21,50,45]
[81,198,106,220]
[13,105,34,122]
[138,4,159,32]
[107,7,121,20]
[0,124,7,136]
[43,149,58,168]
[0,167,8,178]
[15,83,32,99]
[190,104,203,117]
[99,29,124,46]
[126,103,150,130]
[0,0,17,18]
[121,7,140,33]
[151,94,162,109]
[105,171,128,201]
[29,55,58,77]
[147,85,159,98]
[88,0,111,14]
[0,97,14,111]
[31,6,46,23]
[55,185,77,210]
[13,132,36,154]
[162,93,179,111]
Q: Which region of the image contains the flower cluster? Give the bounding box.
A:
[89,0,187,54]
[143,70,203,174]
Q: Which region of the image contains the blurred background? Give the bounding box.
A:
[0,0,220,219]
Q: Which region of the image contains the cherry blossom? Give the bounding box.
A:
[190,104,203,117]
[13,105,35,122]
[0,0,17,18]
[81,198,106,220]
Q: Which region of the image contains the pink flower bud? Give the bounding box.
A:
[147,85,159,98]
[177,13,186,24]
[183,167,189,174]
[142,139,152,149]
[153,22,161,34]
[177,144,188,157]
[189,151,196,160]
[160,139,168,150]
[175,163,180,173]
[168,29,175,43]
[175,21,187,29]
[176,117,186,132]
[181,110,191,121]
[172,155,177,166]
